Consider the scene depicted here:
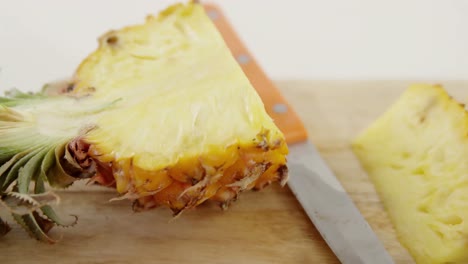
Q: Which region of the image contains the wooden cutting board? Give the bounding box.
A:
[1,80,467,264]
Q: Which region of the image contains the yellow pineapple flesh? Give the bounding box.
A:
[74,2,289,213]
[352,84,468,264]
[0,1,288,242]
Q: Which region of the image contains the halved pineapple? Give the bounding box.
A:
[0,2,288,242]
[352,84,468,264]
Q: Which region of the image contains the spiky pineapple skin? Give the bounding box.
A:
[352,84,468,264]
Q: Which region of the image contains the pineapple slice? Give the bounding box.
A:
[0,2,288,242]
[352,84,468,264]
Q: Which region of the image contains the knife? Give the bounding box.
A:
[201,3,395,263]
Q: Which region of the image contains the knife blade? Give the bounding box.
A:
[287,142,394,263]
[201,3,394,263]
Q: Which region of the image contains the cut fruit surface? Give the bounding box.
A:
[352,84,468,264]
[0,1,288,242]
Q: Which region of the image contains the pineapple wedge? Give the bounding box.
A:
[0,2,288,242]
[352,84,468,264]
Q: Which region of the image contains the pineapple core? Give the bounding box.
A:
[353,84,468,264]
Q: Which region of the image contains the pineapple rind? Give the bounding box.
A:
[352,84,468,264]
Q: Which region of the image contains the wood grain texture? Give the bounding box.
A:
[1,80,467,264]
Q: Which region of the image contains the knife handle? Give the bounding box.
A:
[203,4,308,144]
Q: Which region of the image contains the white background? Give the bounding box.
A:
[0,0,467,91]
